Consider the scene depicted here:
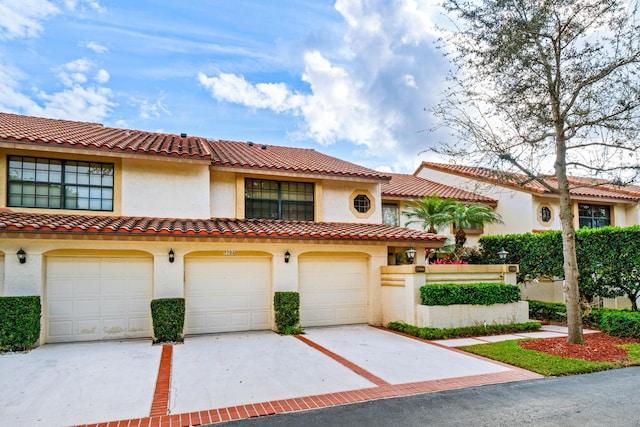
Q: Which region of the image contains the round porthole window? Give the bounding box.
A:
[540,206,551,222]
[353,194,371,214]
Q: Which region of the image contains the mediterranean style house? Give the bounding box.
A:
[0,112,450,344]
[380,172,497,247]
[415,162,640,236]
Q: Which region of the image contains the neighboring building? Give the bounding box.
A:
[416,162,640,236]
[0,112,446,344]
[381,172,497,247]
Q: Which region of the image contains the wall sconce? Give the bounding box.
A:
[405,247,416,264]
[284,250,291,263]
[498,248,508,264]
[17,248,26,264]
[168,249,175,263]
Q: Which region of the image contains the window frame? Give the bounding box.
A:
[244,178,314,221]
[7,155,114,212]
[578,203,611,228]
[382,203,399,226]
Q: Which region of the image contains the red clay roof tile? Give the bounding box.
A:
[0,211,445,242]
[420,162,640,201]
[382,172,496,204]
[209,139,391,180]
[0,112,212,160]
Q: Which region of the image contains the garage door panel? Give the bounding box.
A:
[46,256,152,343]
[185,257,270,335]
[300,256,368,327]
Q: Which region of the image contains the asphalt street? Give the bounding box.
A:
[219,367,640,427]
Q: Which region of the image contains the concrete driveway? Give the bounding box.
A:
[0,325,542,427]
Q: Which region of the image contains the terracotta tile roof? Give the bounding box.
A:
[0,211,445,242]
[209,139,391,180]
[0,112,212,160]
[420,162,640,202]
[382,173,496,204]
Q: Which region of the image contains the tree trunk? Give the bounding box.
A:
[555,136,584,344]
[455,228,467,248]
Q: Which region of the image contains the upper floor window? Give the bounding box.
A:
[353,194,371,214]
[578,203,610,228]
[245,178,314,220]
[382,203,399,226]
[7,156,114,211]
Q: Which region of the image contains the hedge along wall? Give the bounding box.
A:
[420,283,521,306]
[0,296,41,351]
[478,225,640,305]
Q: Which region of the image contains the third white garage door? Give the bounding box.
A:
[299,254,368,327]
[184,255,271,334]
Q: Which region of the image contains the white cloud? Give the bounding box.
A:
[95,69,109,84]
[137,95,171,119]
[198,72,304,114]
[63,0,106,14]
[38,85,113,121]
[84,41,108,54]
[0,0,60,40]
[198,0,443,172]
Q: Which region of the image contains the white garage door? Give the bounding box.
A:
[299,255,368,327]
[185,256,271,334]
[46,256,153,343]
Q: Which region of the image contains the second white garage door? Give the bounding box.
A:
[299,254,368,327]
[184,256,271,334]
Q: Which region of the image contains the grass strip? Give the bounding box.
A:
[462,340,635,376]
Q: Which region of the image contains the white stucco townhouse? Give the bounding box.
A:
[0,112,449,344]
[415,162,640,236]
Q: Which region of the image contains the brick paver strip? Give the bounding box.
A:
[77,330,542,427]
[149,345,173,417]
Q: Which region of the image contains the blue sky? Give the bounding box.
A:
[0,0,450,173]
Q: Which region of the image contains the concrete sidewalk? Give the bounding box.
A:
[0,325,553,427]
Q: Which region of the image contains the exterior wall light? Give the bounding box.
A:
[17,248,26,264]
[284,250,291,263]
[405,247,416,264]
[498,248,508,264]
[168,249,175,263]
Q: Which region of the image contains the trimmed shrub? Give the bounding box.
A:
[527,299,622,329]
[528,300,567,323]
[274,291,301,335]
[0,296,41,351]
[150,298,185,343]
[387,321,541,340]
[420,283,521,306]
[599,311,640,338]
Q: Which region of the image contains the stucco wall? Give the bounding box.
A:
[121,158,211,218]
[321,180,382,223]
[209,170,237,218]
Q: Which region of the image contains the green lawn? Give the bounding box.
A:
[462,340,640,376]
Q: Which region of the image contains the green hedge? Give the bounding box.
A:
[0,296,41,351]
[479,226,640,306]
[527,299,623,329]
[274,291,302,335]
[387,321,541,340]
[150,298,185,343]
[420,283,521,306]
[599,311,640,338]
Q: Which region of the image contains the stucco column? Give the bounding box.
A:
[4,248,43,296]
[272,249,297,292]
[153,250,184,299]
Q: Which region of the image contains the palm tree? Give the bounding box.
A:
[403,196,459,233]
[450,203,503,247]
